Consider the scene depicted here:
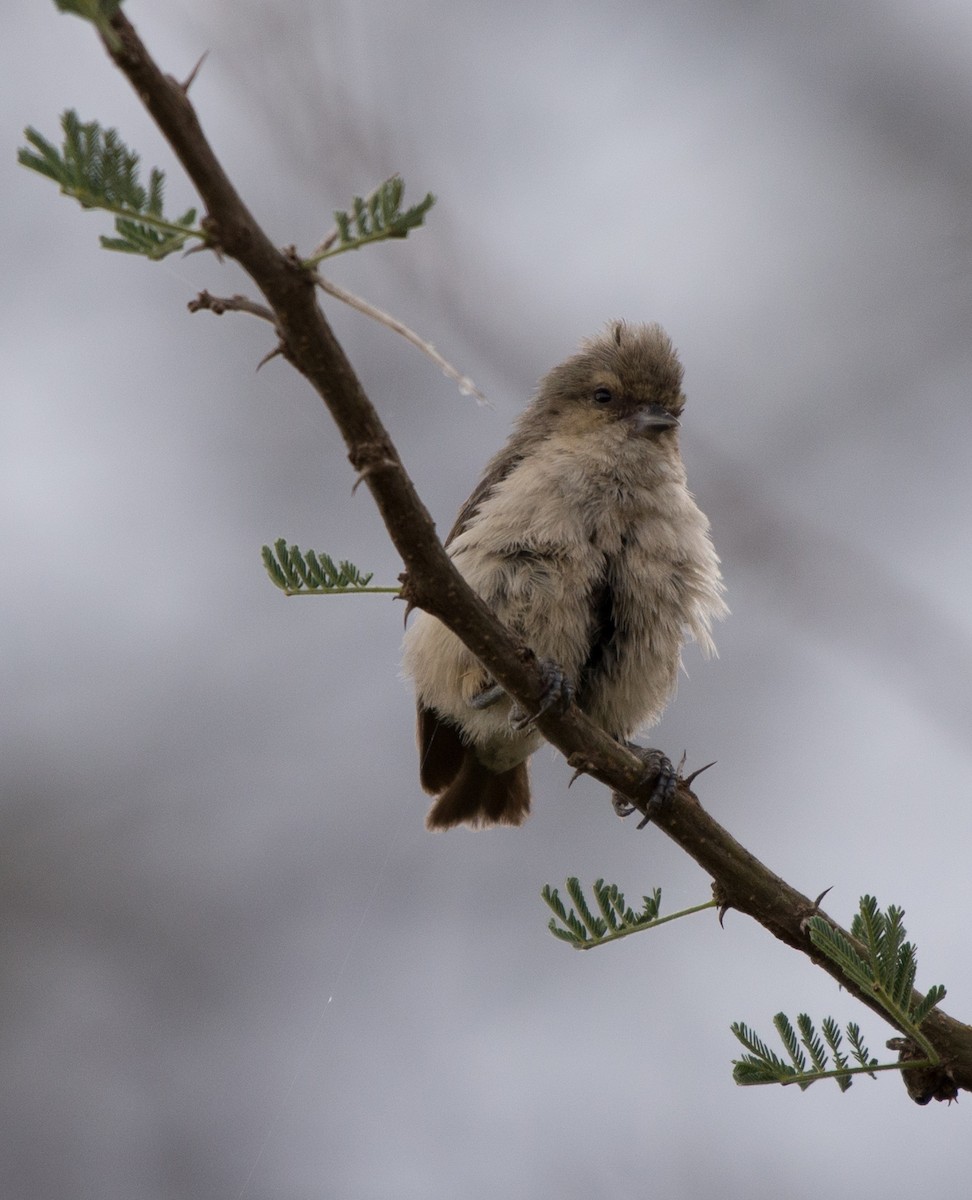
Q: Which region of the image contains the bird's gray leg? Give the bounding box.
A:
[467,682,506,710]
[467,661,574,728]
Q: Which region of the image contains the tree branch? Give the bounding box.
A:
[99,8,971,1101]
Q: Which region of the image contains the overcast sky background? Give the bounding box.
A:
[3,2,972,1197]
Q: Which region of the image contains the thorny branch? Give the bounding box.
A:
[98,8,970,1102]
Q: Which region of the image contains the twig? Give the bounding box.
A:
[188,290,276,323]
[313,272,486,404]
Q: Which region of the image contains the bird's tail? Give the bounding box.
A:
[425,752,530,830]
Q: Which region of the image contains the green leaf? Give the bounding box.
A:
[592,880,622,932]
[821,1016,852,1092]
[308,175,436,265]
[543,877,712,949]
[735,896,946,1094]
[910,983,946,1026]
[846,1023,877,1074]
[18,111,204,259]
[732,1057,781,1086]
[807,916,871,990]
[547,923,582,947]
[540,884,568,924]
[261,540,395,596]
[566,876,606,939]
[797,1012,828,1074]
[730,1022,797,1086]
[774,1013,806,1073]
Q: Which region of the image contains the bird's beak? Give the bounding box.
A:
[628,404,680,435]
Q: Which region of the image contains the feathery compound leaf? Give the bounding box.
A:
[540,884,568,924]
[566,876,606,939]
[732,1012,894,1091]
[911,984,947,1026]
[309,176,436,265]
[539,889,583,945]
[821,1016,843,1056]
[846,1023,877,1074]
[852,894,882,972]
[18,111,203,259]
[730,1022,776,1063]
[730,1022,797,1086]
[334,211,352,243]
[547,924,583,947]
[542,878,710,949]
[592,879,622,931]
[849,897,907,998]
[831,897,946,1034]
[859,901,911,997]
[261,545,289,590]
[730,1058,769,1085]
[797,1012,829,1074]
[821,1016,853,1092]
[807,916,871,989]
[597,879,661,930]
[641,890,662,922]
[893,942,919,1009]
[736,897,946,1093]
[565,911,590,941]
[261,540,397,595]
[773,1013,806,1073]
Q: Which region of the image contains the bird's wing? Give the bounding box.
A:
[444,447,525,546]
[417,703,467,793]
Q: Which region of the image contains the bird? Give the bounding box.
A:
[402,321,726,830]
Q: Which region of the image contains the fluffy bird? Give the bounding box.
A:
[402,321,726,830]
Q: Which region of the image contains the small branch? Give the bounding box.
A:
[312,272,486,403]
[188,290,276,323]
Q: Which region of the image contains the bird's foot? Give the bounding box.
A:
[509,659,574,731]
[467,661,573,730]
[612,745,678,829]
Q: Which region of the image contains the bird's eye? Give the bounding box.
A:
[593,387,613,405]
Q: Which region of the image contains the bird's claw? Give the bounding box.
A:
[612,745,677,829]
[509,659,573,731]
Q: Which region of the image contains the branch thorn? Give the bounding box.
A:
[178,51,209,94]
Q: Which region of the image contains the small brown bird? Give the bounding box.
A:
[402,321,726,830]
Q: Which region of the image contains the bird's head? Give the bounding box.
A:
[522,321,686,447]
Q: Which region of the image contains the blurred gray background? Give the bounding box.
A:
[3,2,972,1197]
